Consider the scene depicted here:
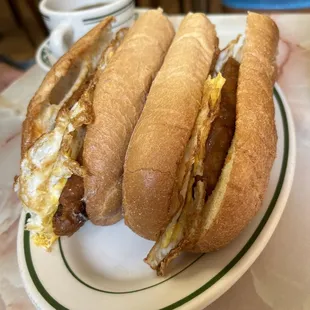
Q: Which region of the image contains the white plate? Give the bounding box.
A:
[15,85,295,310]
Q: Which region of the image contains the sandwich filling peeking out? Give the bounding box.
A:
[16,100,92,249]
[15,29,128,250]
[145,36,243,275]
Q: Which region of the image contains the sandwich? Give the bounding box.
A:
[123,12,279,275]
[15,9,175,250]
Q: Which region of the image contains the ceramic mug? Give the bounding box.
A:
[39,0,135,58]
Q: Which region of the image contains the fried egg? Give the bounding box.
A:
[16,99,92,250]
[146,35,245,273]
[15,28,128,250]
[145,73,226,274]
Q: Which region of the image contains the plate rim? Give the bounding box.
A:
[17,84,296,310]
[35,38,53,72]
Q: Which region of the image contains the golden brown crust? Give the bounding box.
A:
[83,9,175,225]
[21,17,114,156]
[123,13,218,240]
[191,12,279,253]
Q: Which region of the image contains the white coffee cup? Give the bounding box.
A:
[39,0,135,58]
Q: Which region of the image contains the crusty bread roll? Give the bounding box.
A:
[123,13,218,240]
[21,17,114,156]
[52,28,129,237]
[16,17,124,249]
[83,9,175,225]
[190,12,279,252]
[123,12,278,276]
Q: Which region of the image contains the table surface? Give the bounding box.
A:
[0,12,310,310]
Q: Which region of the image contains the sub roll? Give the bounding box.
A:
[123,12,279,275]
[83,9,175,226]
[15,9,175,249]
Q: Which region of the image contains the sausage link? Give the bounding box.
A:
[53,174,87,236]
[203,57,240,196]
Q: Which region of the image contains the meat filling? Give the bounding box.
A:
[52,174,87,236]
[144,54,241,275]
[203,57,239,196]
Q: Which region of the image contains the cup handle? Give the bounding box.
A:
[49,23,73,58]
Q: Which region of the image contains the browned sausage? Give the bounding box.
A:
[203,57,239,196]
[52,174,87,236]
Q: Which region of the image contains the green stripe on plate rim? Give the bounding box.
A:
[40,46,53,68]
[24,214,69,310]
[59,238,205,294]
[23,87,289,309]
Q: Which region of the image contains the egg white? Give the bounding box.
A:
[17,101,90,250]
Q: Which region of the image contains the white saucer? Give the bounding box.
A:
[35,38,57,72]
[35,11,140,72]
